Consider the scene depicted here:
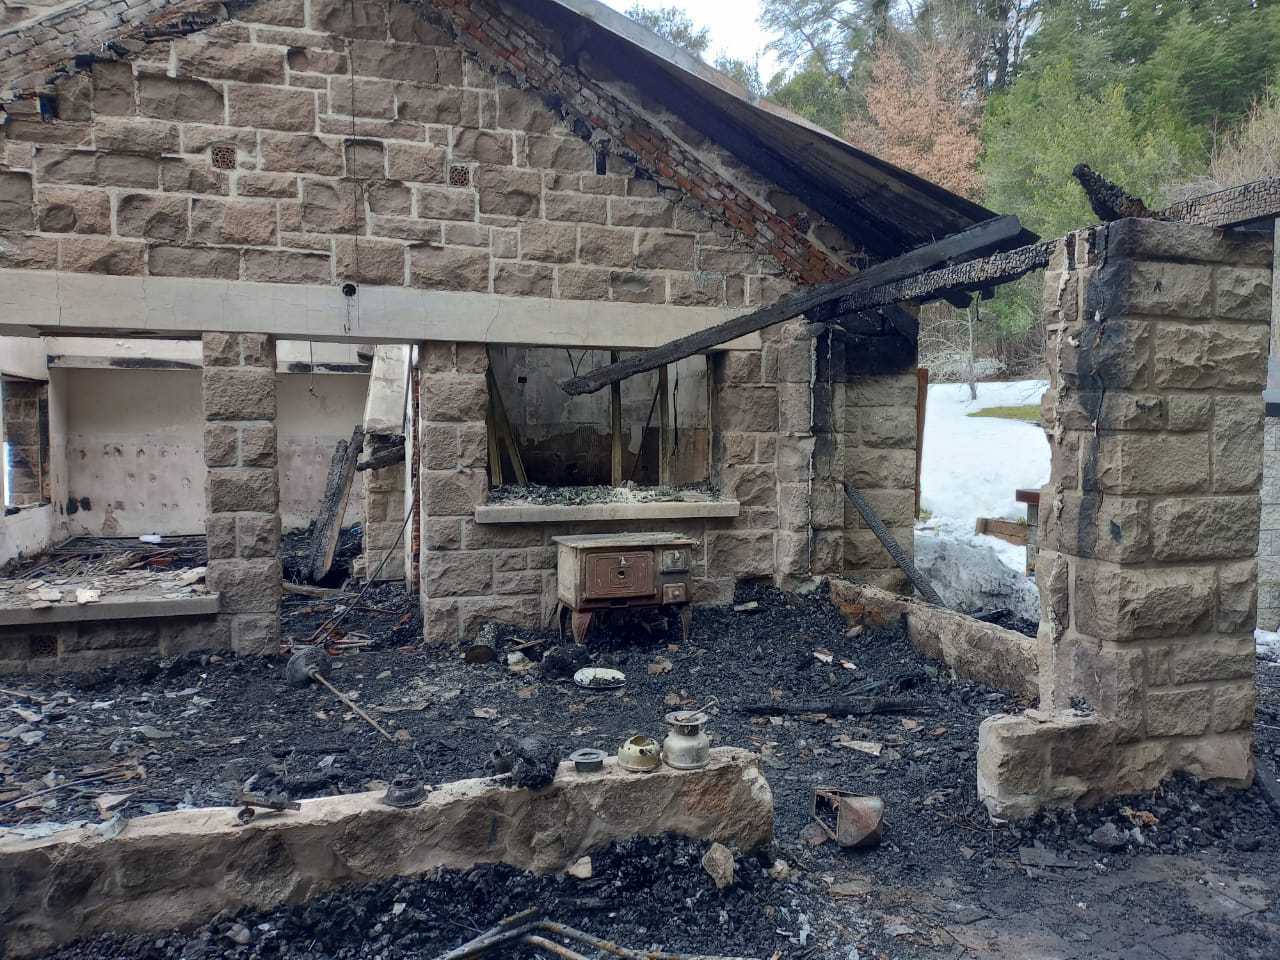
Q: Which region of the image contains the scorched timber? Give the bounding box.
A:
[558,215,1026,396]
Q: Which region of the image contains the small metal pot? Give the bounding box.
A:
[661,709,711,770]
[569,748,607,773]
[616,735,661,773]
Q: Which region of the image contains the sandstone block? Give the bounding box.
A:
[207,469,278,514]
[1214,265,1272,321]
[495,571,542,595]
[1107,217,1274,267]
[229,84,316,132]
[846,448,916,491]
[175,40,287,83]
[1125,259,1212,318]
[138,74,224,124]
[425,470,488,516]
[350,39,437,83]
[1088,432,1210,495]
[203,368,276,420]
[1039,492,1149,563]
[397,84,478,126]
[544,191,608,224]
[1146,687,1212,737]
[1211,395,1264,492]
[60,238,145,275]
[453,129,514,166]
[457,595,542,637]
[1153,322,1268,391]
[242,249,332,283]
[424,597,461,643]
[1211,682,1257,734]
[336,237,405,285]
[190,199,277,246]
[312,0,387,38]
[477,166,540,216]
[116,193,188,240]
[91,61,136,116]
[148,245,240,279]
[458,422,488,468]
[239,424,278,467]
[670,274,725,306]
[424,551,492,597]
[416,184,476,221]
[977,711,1111,820]
[707,530,775,579]
[237,513,282,559]
[301,179,363,233]
[425,518,462,550]
[239,0,307,27]
[496,87,557,134]
[0,172,34,229]
[232,612,282,655]
[364,180,412,215]
[557,266,610,300]
[1166,394,1213,431]
[716,386,778,433]
[329,76,396,119]
[632,230,693,270]
[205,515,237,560]
[410,245,490,292]
[526,134,594,171]
[719,351,762,386]
[204,424,238,467]
[846,405,916,449]
[1073,562,1215,641]
[1171,634,1254,686]
[159,159,228,195]
[261,133,343,174]
[610,196,672,228]
[343,138,385,178]
[202,332,239,366]
[494,262,553,297]
[0,235,59,270]
[386,143,446,182]
[423,375,488,422]
[520,220,576,263]
[1053,316,1150,392]
[610,271,664,303]
[1150,496,1258,561]
[1173,732,1254,787]
[238,173,300,199]
[1217,560,1259,634]
[35,187,110,234]
[207,558,282,612]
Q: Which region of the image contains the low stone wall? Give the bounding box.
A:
[0,747,772,958]
[0,602,227,673]
[829,580,1039,700]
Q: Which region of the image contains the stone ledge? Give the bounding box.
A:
[0,594,220,627]
[0,747,772,959]
[829,580,1038,700]
[474,500,742,524]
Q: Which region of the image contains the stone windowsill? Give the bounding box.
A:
[473,500,741,524]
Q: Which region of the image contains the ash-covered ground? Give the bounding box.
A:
[5,583,1280,959]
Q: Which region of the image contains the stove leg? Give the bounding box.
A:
[679,605,692,643]
[570,610,593,645]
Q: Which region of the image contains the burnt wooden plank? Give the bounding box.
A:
[559,215,1026,395]
[308,425,364,583]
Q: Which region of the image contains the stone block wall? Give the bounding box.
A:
[1,377,48,506]
[0,613,230,674]
[359,456,407,581]
[420,331,920,644]
[1259,416,1280,630]
[0,0,850,315]
[978,218,1273,819]
[202,332,282,655]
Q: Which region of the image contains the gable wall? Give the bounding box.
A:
[0,0,840,316]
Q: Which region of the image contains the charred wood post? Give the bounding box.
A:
[1072,163,1156,222]
[308,425,364,583]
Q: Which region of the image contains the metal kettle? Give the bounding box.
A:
[661,699,716,770]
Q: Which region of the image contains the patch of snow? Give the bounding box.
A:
[914,533,1041,624]
[1256,628,1280,662]
[919,380,1049,573]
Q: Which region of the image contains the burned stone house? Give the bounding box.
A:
[0,0,1014,660]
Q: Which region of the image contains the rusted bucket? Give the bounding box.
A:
[812,787,884,848]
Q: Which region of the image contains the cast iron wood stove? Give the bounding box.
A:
[553,532,698,644]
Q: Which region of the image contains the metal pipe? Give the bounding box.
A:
[310,672,396,742]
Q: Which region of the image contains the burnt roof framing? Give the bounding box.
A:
[561,175,1280,397]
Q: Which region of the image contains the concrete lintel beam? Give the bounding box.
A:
[0,270,763,351]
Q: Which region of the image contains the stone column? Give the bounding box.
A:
[202,333,282,655]
[359,457,408,581]
[978,219,1273,819]
[419,342,492,645]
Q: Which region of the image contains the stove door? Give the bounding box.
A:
[584,551,655,600]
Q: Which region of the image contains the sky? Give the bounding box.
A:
[599,0,785,81]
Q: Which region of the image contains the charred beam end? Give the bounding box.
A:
[1072,163,1156,222]
[357,446,406,472]
[558,215,1027,396]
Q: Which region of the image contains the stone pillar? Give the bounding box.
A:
[359,457,407,581]
[418,342,494,645]
[828,320,919,592]
[202,333,282,655]
[978,219,1273,819]
[1259,416,1280,630]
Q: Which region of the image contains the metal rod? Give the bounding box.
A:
[311,672,397,742]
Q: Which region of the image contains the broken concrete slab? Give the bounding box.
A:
[0,747,772,958]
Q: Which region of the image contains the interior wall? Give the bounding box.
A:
[277,374,367,531]
[1,336,61,566]
[58,369,368,539]
[488,347,710,487]
[63,368,204,537]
